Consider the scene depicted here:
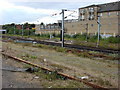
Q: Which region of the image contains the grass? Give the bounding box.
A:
[3,41,119,88]
[21,53,37,60]
[13,40,119,60]
[34,69,89,88]
[22,63,89,88]
[50,63,72,71]
[97,78,112,87]
[4,33,120,50]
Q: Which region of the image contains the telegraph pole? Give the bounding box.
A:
[51,9,76,47]
[85,23,88,42]
[97,15,101,47]
[61,9,65,47]
[22,24,24,37]
[14,24,15,34]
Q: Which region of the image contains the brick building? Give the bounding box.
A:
[35,1,119,36]
[35,23,60,34]
[64,1,120,36]
[16,25,22,30]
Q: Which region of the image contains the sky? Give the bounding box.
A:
[0,0,119,25]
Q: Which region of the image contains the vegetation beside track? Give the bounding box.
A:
[3,33,120,50]
[3,41,119,88]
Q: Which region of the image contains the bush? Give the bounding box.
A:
[106,36,120,43]
[89,34,102,42]
[72,33,88,41]
[72,34,80,38]
[64,34,71,38]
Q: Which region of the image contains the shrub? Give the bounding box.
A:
[64,34,71,38]
[106,36,120,43]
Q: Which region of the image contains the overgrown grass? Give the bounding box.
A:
[21,53,37,61]
[97,78,112,87]
[23,63,89,88]
[4,32,120,50]
[32,43,119,60]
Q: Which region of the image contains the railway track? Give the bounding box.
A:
[2,52,108,89]
[2,35,119,54]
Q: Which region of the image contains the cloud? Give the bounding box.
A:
[0,0,118,25]
[22,10,78,24]
[0,1,61,24]
[0,1,78,24]
[3,0,118,2]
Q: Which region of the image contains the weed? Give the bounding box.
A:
[55,47,67,53]
[23,64,32,68]
[97,78,112,86]
[30,55,37,59]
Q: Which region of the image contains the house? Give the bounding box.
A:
[35,23,60,34]
[64,1,120,36]
[16,25,22,30]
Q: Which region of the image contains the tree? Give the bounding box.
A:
[40,22,45,29]
[23,22,29,29]
[30,24,35,29]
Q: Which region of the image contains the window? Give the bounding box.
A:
[80,9,85,14]
[89,14,94,20]
[88,8,95,20]
[79,15,85,21]
[89,8,94,13]
[91,24,94,27]
[79,9,85,21]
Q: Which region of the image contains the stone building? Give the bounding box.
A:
[35,23,60,34]
[64,1,120,36]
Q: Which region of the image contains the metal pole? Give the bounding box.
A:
[14,24,15,34]
[22,24,23,37]
[61,9,64,47]
[85,23,88,42]
[97,16,101,47]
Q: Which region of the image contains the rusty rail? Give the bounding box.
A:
[2,52,109,89]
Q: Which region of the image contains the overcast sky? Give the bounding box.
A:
[0,0,118,25]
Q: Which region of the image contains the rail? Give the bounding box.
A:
[2,52,109,89]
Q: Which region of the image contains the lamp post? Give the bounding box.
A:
[97,15,101,47]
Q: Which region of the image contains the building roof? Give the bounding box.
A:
[79,1,120,12]
[79,5,98,9]
[98,1,120,12]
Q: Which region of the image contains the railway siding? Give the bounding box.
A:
[2,35,119,54]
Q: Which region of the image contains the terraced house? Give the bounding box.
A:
[65,1,120,36]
